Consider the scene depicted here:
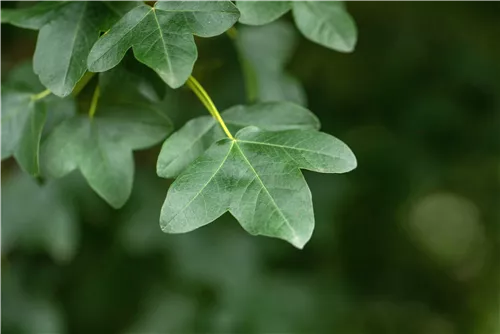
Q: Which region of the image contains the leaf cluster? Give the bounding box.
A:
[2,1,358,248]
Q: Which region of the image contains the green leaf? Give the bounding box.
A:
[1,88,47,176]
[31,1,138,96]
[41,69,173,208]
[235,1,357,53]
[2,171,79,263]
[160,126,356,248]
[237,21,306,105]
[87,1,239,88]
[236,1,291,25]
[1,62,76,176]
[292,1,357,52]
[13,101,47,176]
[1,1,66,30]
[157,102,320,178]
[31,3,95,96]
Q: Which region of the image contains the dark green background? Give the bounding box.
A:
[2,2,499,333]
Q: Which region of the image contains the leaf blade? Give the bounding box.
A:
[33,2,134,96]
[236,1,291,26]
[160,126,356,248]
[292,1,357,52]
[88,1,239,88]
[13,101,47,176]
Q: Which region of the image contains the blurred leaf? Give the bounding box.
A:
[40,108,172,209]
[1,89,44,168]
[125,290,196,334]
[237,20,307,105]
[1,1,66,30]
[160,127,356,248]
[292,1,357,52]
[41,68,173,208]
[1,62,76,176]
[235,1,357,53]
[0,1,138,96]
[157,101,319,178]
[236,1,290,26]
[2,268,65,334]
[2,171,79,263]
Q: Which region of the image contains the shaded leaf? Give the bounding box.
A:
[1,87,47,176]
[160,126,356,248]
[0,1,66,30]
[236,1,290,26]
[1,171,79,263]
[40,115,170,209]
[41,69,173,208]
[88,1,239,88]
[1,62,76,176]
[235,1,357,53]
[237,21,306,105]
[292,1,357,52]
[157,102,319,178]
[0,1,139,96]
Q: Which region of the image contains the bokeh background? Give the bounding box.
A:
[2,2,499,333]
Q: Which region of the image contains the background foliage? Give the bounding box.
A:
[2,1,499,333]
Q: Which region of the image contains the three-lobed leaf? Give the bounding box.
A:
[40,108,172,209]
[88,1,239,88]
[236,1,357,52]
[41,68,173,208]
[157,101,319,179]
[160,126,356,248]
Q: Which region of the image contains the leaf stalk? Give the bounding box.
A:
[31,89,51,101]
[72,71,96,97]
[88,85,100,119]
[186,76,234,140]
[226,26,258,103]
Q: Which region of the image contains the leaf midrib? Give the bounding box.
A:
[152,8,173,76]
[60,2,88,91]
[233,141,298,241]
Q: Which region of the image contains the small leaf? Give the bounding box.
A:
[13,102,47,176]
[292,1,357,52]
[157,102,320,178]
[1,89,34,159]
[41,69,173,208]
[236,1,291,26]
[1,88,48,176]
[87,1,239,88]
[1,63,76,176]
[160,127,356,248]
